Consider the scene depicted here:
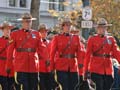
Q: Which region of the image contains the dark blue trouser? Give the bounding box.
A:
[16,72,38,90]
[79,76,89,90]
[39,72,57,90]
[111,66,120,90]
[7,77,15,90]
[56,71,79,90]
[91,73,113,90]
[0,76,15,90]
[0,76,8,90]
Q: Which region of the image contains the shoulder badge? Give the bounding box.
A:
[32,33,36,38]
[107,39,112,44]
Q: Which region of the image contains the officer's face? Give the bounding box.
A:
[97,26,107,35]
[39,30,47,38]
[22,19,32,29]
[2,27,10,37]
[63,23,71,33]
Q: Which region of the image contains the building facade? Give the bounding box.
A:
[0,0,81,36]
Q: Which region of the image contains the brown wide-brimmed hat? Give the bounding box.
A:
[61,17,72,27]
[0,21,14,30]
[17,13,36,21]
[38,24,48,31]
[94,18,112,27]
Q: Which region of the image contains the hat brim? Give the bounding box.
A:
[70,30,79,33]
[93,24,112,27]
[17,18,36,21]
[39,29,48,32]
[0,26,14,30]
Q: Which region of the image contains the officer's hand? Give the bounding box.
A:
[45,60,50,67]
[83,71,91,81]
[6,68,11,74]
[78,64,83,68]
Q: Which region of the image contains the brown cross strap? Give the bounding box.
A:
[0,56,7,60]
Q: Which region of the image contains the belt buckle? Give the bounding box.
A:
[103,54,109,58]
[67,54,71,59]
[27,48,31,52]
[103,54,106,57]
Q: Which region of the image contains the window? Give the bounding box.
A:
[9,0,16,7]
[49,0,55,10]
[20,0,26,7]
[59,0,64,11]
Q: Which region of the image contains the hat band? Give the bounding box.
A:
[98,23,107,25]
[22,17,32,19]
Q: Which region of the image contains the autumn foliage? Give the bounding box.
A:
[91,0,120,37]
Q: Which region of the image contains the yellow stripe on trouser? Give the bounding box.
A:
[14,72,23,90]
[14,72,19,84]
[54,70,62,90]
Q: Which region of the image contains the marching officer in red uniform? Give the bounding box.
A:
[83,18,120,90]
[70,26,89,90]
[78,43,89,90]
[38,24,55,90]
[6,13,44,90]
[0,21,15,90]
[50,19,84,90]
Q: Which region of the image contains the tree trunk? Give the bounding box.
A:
[30,0,40,30]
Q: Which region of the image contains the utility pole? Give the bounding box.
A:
[82,0,90,7]
[81,0,93,40]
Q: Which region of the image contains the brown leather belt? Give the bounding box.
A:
[60,54,75,59]
[93,53,111,58]
[16,48,36,52]
[0,56,6,60]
